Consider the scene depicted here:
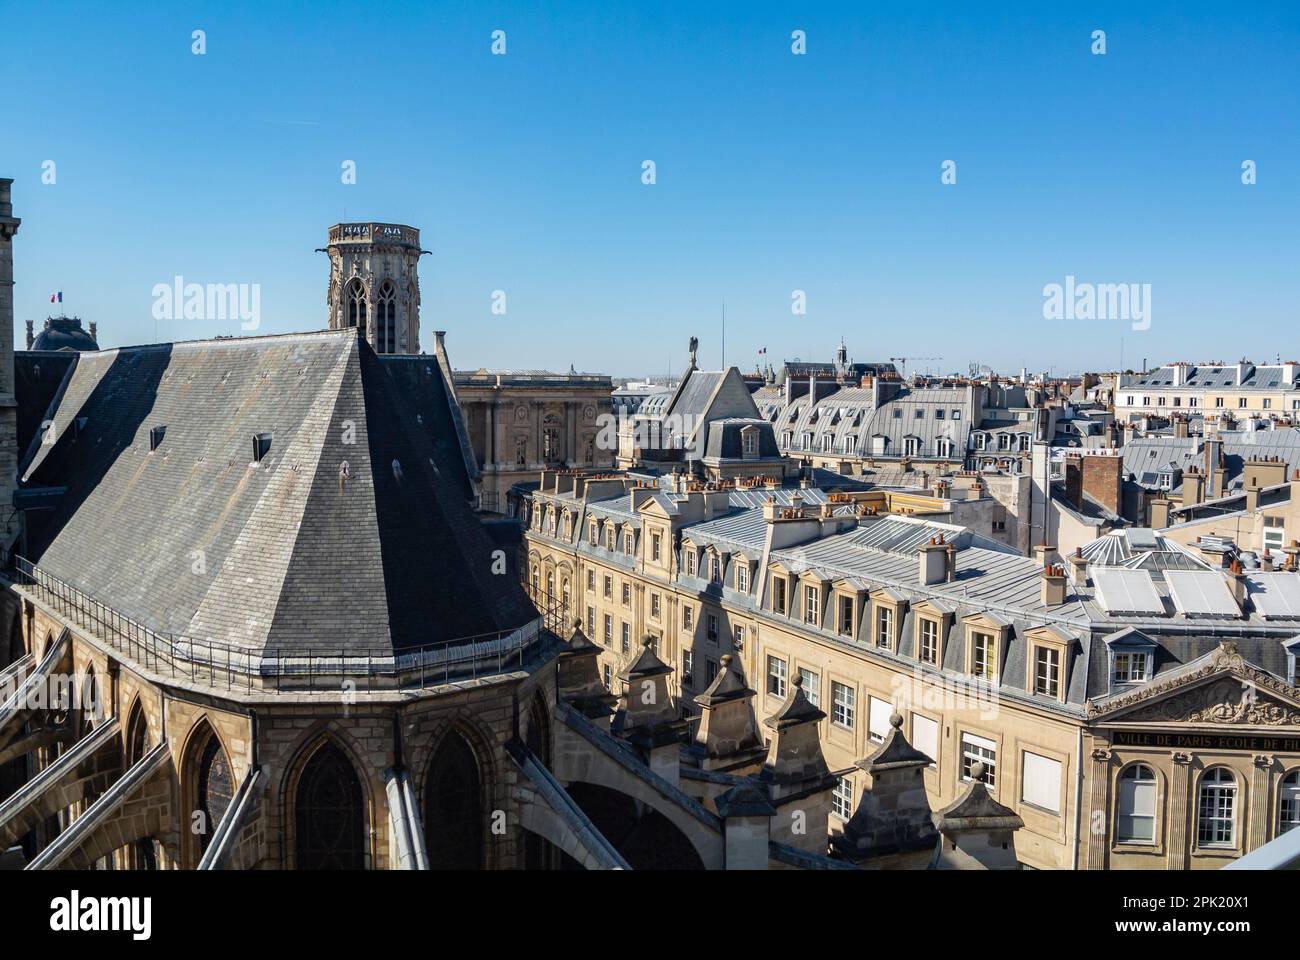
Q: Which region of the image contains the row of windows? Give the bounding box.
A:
[831,730,1061,823]
[1125,394,1300,411]
[1116,765,1300,847]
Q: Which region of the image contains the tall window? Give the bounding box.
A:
[425,734,484,870]
[839,596,854,637]
[603,576,612,599]
[1280,771,1300,834]
[620,621,630,653]
[772,577,787,614]
[345,278,368,335]
[960,733,997,787]
[375,280,397,353]
[1197,768,1237,848]
[296,742,366,870]
[767,656,787,697]
[832,681,856,729]
[804,584,820,625]
[684,550,697,576]
[798,667,820,707]
[919,619,938,665]
[682,649,694,687]
[706,614,719,644]
[652,533,662,561]
[971,632,996,680]
[603,614,612,645]
[876,607,893,649]
[831,777,854,821]
[736,563,749,593]
[1117,765,1156,843]
[650,593,661,619]
[197,732,234,854]
[1033,646,1061,698]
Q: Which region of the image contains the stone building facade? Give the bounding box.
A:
[524,470,1300,870]
[453,367,614,514]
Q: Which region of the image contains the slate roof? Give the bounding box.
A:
[19,330,533,655]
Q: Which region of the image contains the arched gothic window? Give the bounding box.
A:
[425,733,484,870]
[295,742,366,869]
[376,280,397,353]
[127,700,149,766]
[197,732,234,852]
[346,279,368,336]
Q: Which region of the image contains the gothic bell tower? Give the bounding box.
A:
[321,222,427,354]
[0,180,20,544]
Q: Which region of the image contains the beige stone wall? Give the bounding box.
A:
[527,527,1083,870]
[9,583,552,870]
[1083,735,1300,870]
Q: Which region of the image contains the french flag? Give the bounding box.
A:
[49,291,62,304]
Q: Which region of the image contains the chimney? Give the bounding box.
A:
[1149,498,1171,529]
[1032,542,1058,567]
[1068,546,1089,586]
[1227,559,1247,610]
[1063,455,1083,511]
[1174,417,1188,439]
[945,541,957,582]
[1261,553,1275,573]
[1204,437,1224,498]
[432,329,447,359]
[1081,450,1123,516]
[88,321,97,344]
[24,319,32,350]
[1041,564,1067,607]
[919,537,948,586]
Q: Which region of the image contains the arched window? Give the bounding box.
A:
[1116,764,1156,843]
[375,280,397,354]
[346,279,368,336]
[80,667,100,735]
[295,741,366,869]
[197,732,234,852]
[1196,767,1237,848]
[126,700,149,765]
[424,733,484,870]
[1280,771,1300,834]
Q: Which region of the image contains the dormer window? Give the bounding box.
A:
[252,432,272,463]
[735,562,749,593]
[1114,651,1150,683]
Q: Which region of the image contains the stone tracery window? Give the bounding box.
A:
[346,278,368,336]
[376,280,397,353]
[295,741,366,869]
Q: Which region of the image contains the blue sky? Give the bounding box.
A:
[4,1,1298,377]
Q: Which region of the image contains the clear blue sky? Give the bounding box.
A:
[4,1,1297,377]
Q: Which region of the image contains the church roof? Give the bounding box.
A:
[18,329,533,656]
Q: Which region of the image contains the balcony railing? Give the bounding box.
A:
[9,555,567,692]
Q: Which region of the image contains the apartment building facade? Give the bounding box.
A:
[525,473,1300,870]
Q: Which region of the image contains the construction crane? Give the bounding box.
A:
[889,356,943,379]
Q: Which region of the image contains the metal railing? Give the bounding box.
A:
[9,555,568,692]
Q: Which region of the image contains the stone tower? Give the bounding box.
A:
[0,180,20,545]
[322,222,426,354]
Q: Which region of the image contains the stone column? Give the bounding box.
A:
[1248,754,1273,852]
[1086,746,1111,870]
[1167,752,1193,870]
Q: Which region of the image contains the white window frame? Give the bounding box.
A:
[767,655,788,697]
[960,732,997,787]
[831,681,856,730]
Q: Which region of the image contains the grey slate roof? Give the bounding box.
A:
[19,330,533,655]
